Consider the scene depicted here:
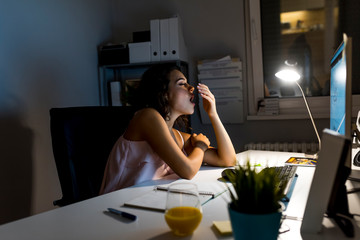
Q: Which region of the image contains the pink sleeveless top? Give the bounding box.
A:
[99,130,185,194]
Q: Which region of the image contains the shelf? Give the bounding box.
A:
[98,60,188,106]
[99,60,187,69]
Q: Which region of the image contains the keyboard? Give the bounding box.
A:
[221,165,298,204]
[261,165,298,202]
[275,165,297,193]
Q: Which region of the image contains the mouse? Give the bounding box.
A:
[221,168,236,181]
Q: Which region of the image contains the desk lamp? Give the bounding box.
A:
[275,61,321,157]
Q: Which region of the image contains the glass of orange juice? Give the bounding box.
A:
[164,182,203,236]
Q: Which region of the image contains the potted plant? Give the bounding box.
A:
[225,161,287,240]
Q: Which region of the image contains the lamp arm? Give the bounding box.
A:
[295,81,322,150]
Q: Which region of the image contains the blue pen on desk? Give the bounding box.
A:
[107,208,137,221]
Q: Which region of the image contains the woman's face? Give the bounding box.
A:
[167,69,195,116]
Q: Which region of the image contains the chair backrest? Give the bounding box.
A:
[50,106,136,206]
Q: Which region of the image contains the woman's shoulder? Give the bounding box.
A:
[133,108,162,121]
[135,108,159,116]
[128,108,164,129]
[124,108,166,141]
[124,108,161,141]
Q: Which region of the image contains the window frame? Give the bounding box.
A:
[245,0,359,120]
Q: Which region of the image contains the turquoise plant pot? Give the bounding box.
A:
[228,204,282,240]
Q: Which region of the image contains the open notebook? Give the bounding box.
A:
[123,185,218,212]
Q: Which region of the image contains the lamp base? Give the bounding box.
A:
[304,152,319,160]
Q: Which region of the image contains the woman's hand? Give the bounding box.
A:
[190,133,210,152]
[197,83,217,117]
[196,84,236,167]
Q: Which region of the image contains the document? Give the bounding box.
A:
[201,77,242,89]
[211,88,243,99]
[197,56,242,71]
[199,98,244,124]
[197,56,244,124]
[198,69,242,80]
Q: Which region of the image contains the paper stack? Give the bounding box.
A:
[257,98,279,116]
[150,16,188,62]
[197,56,244,124]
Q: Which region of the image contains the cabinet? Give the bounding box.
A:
[98,61,188,106]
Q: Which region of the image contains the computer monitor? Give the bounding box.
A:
[301,129,352,237]
[328,34,353,236]
[301,35,354,238]
[330,34,352,153]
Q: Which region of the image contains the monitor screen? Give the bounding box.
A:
[330,34,352,168]
[330,34,352,139]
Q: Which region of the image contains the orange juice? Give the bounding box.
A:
[165,206,202,236]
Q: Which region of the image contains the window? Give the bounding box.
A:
[246,0,359,119]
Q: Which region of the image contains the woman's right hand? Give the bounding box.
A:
[190,133,210,152]
[197,83,217,118]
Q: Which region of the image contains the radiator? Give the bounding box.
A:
[244,142,319,153]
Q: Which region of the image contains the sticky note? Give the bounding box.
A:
[213,220,232,235]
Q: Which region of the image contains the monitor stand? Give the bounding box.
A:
[327,166,354,238]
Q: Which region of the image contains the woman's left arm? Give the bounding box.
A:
[197,83,236,167]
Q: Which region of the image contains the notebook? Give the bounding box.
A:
[123,186,216,212]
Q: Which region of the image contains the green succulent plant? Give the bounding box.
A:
[226,160,287,214]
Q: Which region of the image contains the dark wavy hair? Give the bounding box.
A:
[129,63,189,131]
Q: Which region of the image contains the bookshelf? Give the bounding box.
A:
[98,60,188,106]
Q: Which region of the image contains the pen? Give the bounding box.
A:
[201,189,227,206]
[154,186,215,198]
[107,208,137,221]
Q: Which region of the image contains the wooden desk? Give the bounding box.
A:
[0,150,359,240]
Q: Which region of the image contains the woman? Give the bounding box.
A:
[100,64,236,194]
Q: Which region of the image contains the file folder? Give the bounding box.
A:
[160,18,170,61]
[168,16,187,61]
[150,19,161,62]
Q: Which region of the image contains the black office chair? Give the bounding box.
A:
[50,106,136,207]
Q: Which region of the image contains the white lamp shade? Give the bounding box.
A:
[275,69,301,82]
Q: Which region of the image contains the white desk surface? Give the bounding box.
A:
[0,150,359,240]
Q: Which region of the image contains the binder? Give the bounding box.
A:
[150,19,160,62]
[160,18,170,60]
[168,16,187,61]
